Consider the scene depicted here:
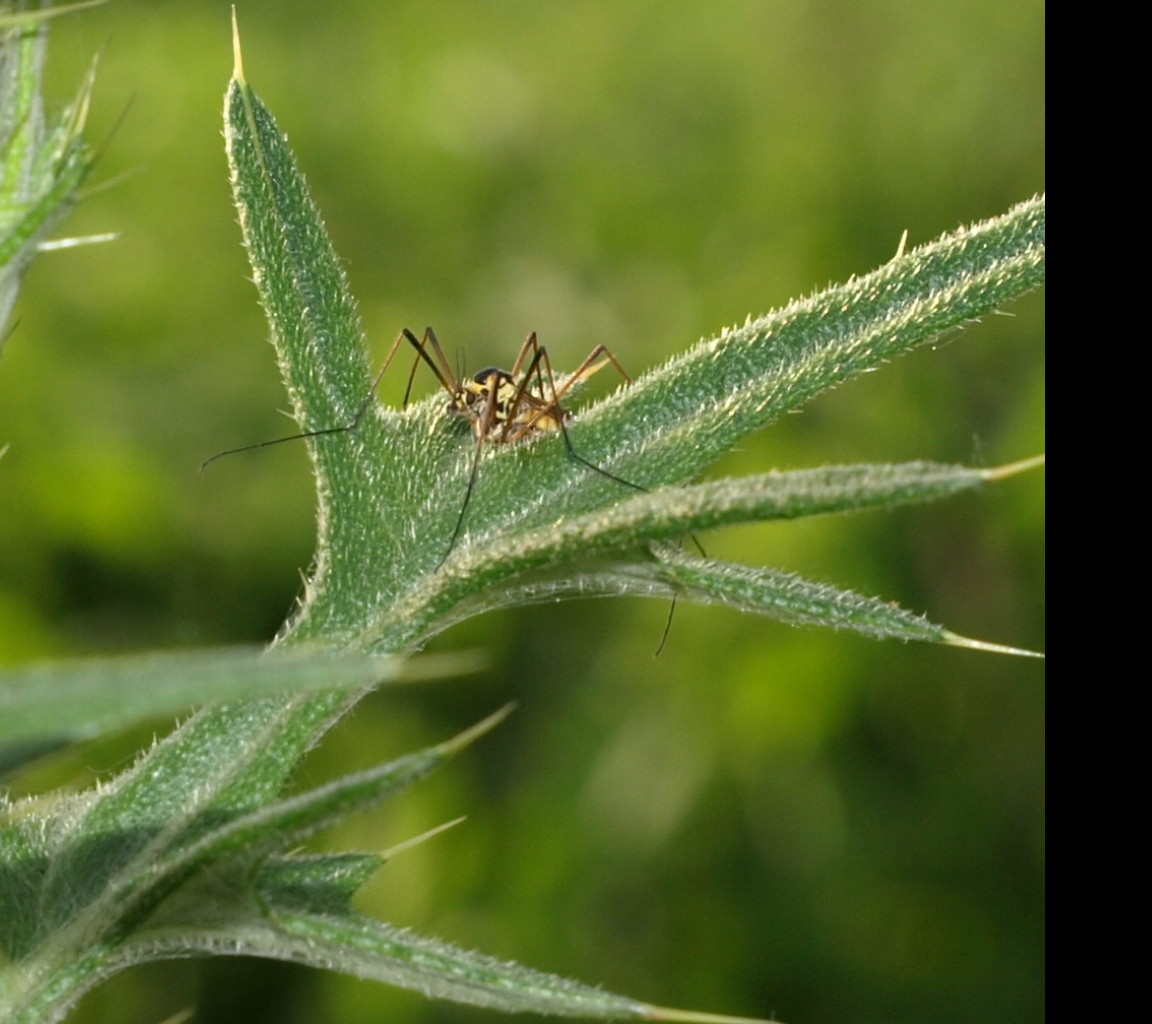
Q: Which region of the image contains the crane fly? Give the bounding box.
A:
[401,328,645,559]
[203,327,645,564]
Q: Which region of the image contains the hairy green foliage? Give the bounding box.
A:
[223,65,1042,655]
[0,2,99,334]
[0,10,1042,1024]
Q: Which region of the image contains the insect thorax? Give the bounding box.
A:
[468,368,518,415]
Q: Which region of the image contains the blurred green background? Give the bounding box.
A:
[2,1,1043,1022]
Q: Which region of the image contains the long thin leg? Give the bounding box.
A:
[508,342,646,493]
[202,329,416,469]
[402,335,426,407]
[550,343,631,403]
[557,422,647,493]
[201,327,470,471]
[654,595,678,657]
[499,342,555,442]
[441,440,482,566]
[504,341,631,441]
[514,342,699,673]
[440,373,503,564]
[401,327,464,408]
[507,331,542,380]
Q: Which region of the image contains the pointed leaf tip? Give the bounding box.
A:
[231,6,245,83]
[643,1004,781,1024]
[982,453,1045,482]
[437,703,517,757]
[942,631,1045,659]
[381,816,467,861]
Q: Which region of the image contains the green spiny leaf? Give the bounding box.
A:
[220,61,1043,658]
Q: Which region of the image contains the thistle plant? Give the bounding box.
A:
[0,8,1044,1024]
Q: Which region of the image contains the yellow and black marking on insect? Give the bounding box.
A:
[202,327,646,564]
[397,327,647,558]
